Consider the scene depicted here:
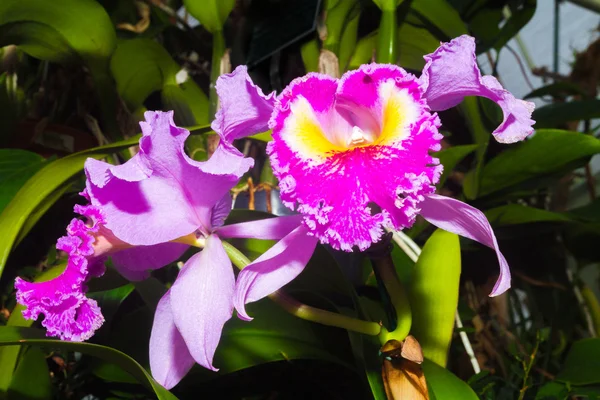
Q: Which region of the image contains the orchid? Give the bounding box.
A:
[13,67,303,389]
[233,35,535,321]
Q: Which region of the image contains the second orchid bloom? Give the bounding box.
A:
[15,34,534,390]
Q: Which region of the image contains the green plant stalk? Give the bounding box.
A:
[375,8,397,64]
[209,31,226,119]
[371,255,411,344]
[581,285,600,337]
[220,241,381,336]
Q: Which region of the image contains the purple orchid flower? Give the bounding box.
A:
[232,35,535,321]
[14,66,301,389]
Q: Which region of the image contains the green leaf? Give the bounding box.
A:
[323,0,359,54]
[8,347,52,400]
[213,300,354,373]
[0,263,66,392]
[479,130,600,197]
[397,23,439,71]
[0,135,140,278]
[524,82,587,100]
[110,38,178,110]
[410,0,467,39]
[349,30,377,70]
[435,144,478,188]
[485,204,574,226]
[423,359,479,400]
[183,0,235,34]
[110,38,209,124]
[0,0,120,139]
[372,0,403,10]
[301,39,320,73]
[338,7,360,71]
[535,381,569,400]
[533,100,600,129]
[556,338,600,386]
[0,150,48,214]
[409,230,460,367]
[0,326,178,400]
[0,0,116,68]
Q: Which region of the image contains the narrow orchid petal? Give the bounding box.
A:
[419,35,535,144]
[111,242,189,281]
[170,235,234,371]
[149,291,195,390]
[233,226,318,321]
[419,194,510,296]
[85,111,252,246]
[211,65,276,141]
[217,215,303,240]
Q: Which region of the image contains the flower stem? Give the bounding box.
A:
[220,241,382,336]
[375,8,397,64]
[371,255,412,344]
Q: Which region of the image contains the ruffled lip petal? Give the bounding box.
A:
[170,235,234,371]
[419,194,510,296]
[419,35,535,144]
[217,214,303,240]
[14,202,108,341]
[233,226,318,320]
[149,291,196,390]
[211,65,276,142]
[268,64,442,251]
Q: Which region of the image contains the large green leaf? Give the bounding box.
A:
[524,82,587,100]
[214,300,354,373]
[7,347,52,400]
[397,23,439,71]
[479,130,600,197]
[0,0,115,68]
[0,136,140,278]
[423,359,479,399]
[0,0,120,138]
[409,230,461,367]
[110,38,209,125]
[410,0,468,39]
[110,38,180,110]
[0,150,48,214]
[485,204,574,226]
[556,338,600,386]
[183,0,235,34]
[0,264,66,393]
[0,326,178,400]
[532,100,600,129]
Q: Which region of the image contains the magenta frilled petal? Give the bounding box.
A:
[419,194,510,296]
[233,226,318,321]
[268,65,442,251]
[149,291,195,390]
[85,110,252,246]
[419,35,535,144]
[170,235,233,371]
[211,65,276,141]
[217,215,303,240]
[111,242,189,281]
[14,204,107,341]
